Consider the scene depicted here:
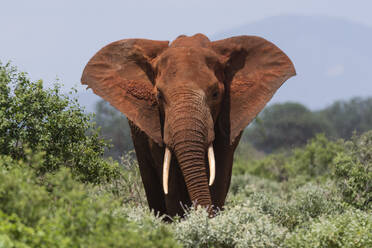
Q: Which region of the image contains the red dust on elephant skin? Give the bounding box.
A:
[81,33,295,219]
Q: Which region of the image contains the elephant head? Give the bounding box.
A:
[81,34,295,212]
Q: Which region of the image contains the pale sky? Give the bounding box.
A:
[1,0,372,107]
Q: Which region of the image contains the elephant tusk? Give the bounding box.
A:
[208,145,215,186]
[163,147,171,194]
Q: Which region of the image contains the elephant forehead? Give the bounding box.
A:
[170,33,211,48]
[157,47,203,64]
[154,48,221,91]
[158,62,216,89]
[156,47,219,72]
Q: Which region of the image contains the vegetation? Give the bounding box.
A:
[242,103,334,152]
[243,99,372,153]
[1,63,371,247]
[332,131,372,209]
[94,100,133,160]
[0,156,179,248]
[320,97,372,140]
[0,63,121,184]
[284,209,372,248]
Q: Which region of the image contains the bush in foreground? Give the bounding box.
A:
[230,178,345,230]
[1,144,370,247]
[285,209,372,248]
[271,182,345,230]
[173,205,287,248]
[0,154,179,248]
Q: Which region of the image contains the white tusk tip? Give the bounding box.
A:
[208,145,216,187]
[162,147,171,195]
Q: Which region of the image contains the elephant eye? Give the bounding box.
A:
[212,90,219,99]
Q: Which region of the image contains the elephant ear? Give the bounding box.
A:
[81,39,169,145]
[212,36,296,144]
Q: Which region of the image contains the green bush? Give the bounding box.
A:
[234,152,289,182]
[319,97,372,140]
[285,209,372,248]
[273,182,345,230]
[238,182,344,230]
[0,154,179,248]
[173,205,287,248]
[0,62,120,183]
[228,174,282,198]
[226,174,345,231]
[0,155,50,226]
[233,134,344,185]
[243,102,334,152]
[242,98,372,152]
[233,142,265,173]
[286,133,344,180]
[94,151,146,207]
[333,131,372,210]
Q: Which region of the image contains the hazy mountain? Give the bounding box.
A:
[212,15,372,109]
[78,15,372,112]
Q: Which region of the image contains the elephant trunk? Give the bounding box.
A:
[166,91,213,210]
[173,131,211,207]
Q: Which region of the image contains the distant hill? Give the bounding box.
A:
[78,15,372,112]
[212,15,372,109]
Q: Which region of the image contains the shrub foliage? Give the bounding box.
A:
[333,131,372,209]
[0,63,120,183]
[1,62,371,247]
[0,155,179,248]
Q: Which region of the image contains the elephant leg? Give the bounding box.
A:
[146,139,192,218]
[129,121,167,217]
[210,132,243,210]
[209,146,233,210]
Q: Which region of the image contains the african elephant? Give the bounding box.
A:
[81,34,295,218]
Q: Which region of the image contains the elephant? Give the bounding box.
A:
[81,33,295,218]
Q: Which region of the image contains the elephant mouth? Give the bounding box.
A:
[162,144,215,195]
